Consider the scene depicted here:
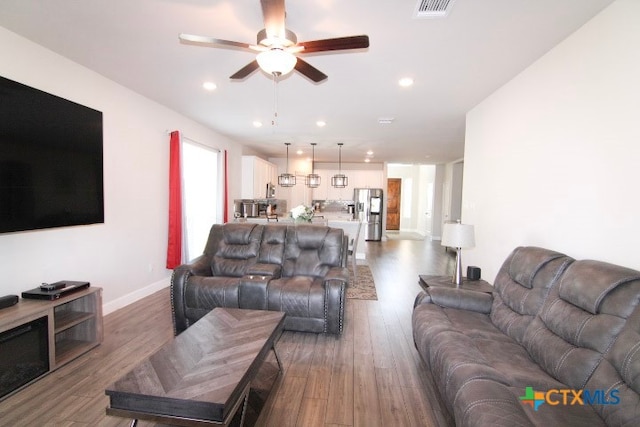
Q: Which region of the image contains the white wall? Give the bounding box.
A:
[463,0,640,282]
[0,27,244,313]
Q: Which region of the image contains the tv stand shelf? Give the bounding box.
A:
[0,287,103,400]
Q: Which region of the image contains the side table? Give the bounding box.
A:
[418,274,493,294]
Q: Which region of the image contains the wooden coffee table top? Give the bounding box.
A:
[105,308,285,424]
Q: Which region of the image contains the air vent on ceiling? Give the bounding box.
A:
[414,0,457,19]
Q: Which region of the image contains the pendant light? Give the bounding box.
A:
[331,143,348,188]
[278,143,296,187]
[305,143,321,188]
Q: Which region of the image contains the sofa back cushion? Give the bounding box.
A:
[258,224,287,265]
[490,246,573,344]
[282,225,344,277]
[207,223,263,277]
[584,304,640,425]
[523,260,640,390]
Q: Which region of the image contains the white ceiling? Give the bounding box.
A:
[0,0,613,163]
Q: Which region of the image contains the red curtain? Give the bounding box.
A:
[166,131,182,269]
[224,150,229,223]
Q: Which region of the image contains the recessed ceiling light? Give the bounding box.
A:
[378,117,395,124]
[202,81,217,91]
[297,149,303,155]
[252,121,263,128]
[364,158,371,163]
[316,120,326,127]
[367,150,374,156]
[398,77,414,87]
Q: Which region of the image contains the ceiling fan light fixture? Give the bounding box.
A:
[256,49,297,76]
[257,29,297,47]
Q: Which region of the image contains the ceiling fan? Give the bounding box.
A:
[179,0,369,83]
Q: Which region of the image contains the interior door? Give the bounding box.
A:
[386,178,401,230]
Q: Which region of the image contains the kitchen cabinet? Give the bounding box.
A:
[242,156,278,199]
[312,169,384,201]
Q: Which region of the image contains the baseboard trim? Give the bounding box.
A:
[102,276,171,315]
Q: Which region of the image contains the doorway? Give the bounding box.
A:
[386,178,401,230]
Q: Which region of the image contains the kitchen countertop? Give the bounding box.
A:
[239,217,366,260]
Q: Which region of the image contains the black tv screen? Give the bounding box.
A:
[0,76,104,234]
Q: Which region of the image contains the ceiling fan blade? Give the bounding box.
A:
[230,60,260,80]
[295,59,327,83]
[260,0,286,40]
[179,33,253,50]
[299,35,370,53]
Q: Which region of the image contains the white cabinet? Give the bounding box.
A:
[242,156,278,199]
[311,170,330,200]
[350,170,384,190]
[313,169,384,201]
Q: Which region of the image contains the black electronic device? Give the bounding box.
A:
[0,294,19,310]
[22,281,90,300]
[0,75,104,234]
[40,281,67,291]
[467,266,481,281]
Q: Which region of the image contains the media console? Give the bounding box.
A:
[0,287,103,400]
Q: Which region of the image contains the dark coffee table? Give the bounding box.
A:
[105,308,285,426]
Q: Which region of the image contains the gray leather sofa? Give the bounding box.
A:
[413,246,640,426]
[171,222,348,335]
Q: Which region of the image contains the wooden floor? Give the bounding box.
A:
[0,237,455,427]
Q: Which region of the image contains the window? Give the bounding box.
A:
[182,140,220,261]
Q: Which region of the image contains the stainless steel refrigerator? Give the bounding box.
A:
[354,188,383,241]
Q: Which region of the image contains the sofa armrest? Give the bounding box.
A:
[246,263,281,278]
[170,254,212,335]
[414,288,493,314]
[324,266,349,334]
[180,254,213,277]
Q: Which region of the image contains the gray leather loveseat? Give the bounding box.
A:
[413,246,640,426]
[171,223,348,335]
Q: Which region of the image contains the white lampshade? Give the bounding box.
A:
[256,49,297,76]
[441,223,475,249]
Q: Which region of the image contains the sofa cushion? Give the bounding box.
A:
[185,276,240,310]
[282,225,344,277]
[585,307,640,426]
[490,247,573,344]
[523,260,640,390]
[210,223,263,277]
[452,378,604,427]
[558,260,640,315]
[267,276,325,320]
[257,224,287,265]
[414,302,564,413]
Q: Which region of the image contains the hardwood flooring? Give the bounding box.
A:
[0,237,455,427]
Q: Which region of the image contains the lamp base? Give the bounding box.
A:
[452,247,463,287]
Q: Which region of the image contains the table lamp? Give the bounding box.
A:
[441,221,475,286]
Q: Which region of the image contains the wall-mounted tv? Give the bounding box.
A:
[0,76,104,234]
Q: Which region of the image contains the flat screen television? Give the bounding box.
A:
[0,76,104,234]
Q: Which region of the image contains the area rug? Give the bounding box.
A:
[347,264,378,300]
[385,231,425,241]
